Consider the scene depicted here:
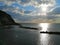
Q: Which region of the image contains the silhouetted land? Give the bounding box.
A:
[40,31,60,35]
[0,10,19,25]
[0,10,38,30]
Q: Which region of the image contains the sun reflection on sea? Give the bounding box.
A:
[39,23,50,31]
[38,23,51,45]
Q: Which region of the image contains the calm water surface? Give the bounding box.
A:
[0,23,60,45]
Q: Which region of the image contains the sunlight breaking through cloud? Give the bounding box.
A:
[0,0,56,16]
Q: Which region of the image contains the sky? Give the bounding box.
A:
[0,0,60,23]
[56,0,60,6]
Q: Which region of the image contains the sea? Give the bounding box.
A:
[0,23,60,45]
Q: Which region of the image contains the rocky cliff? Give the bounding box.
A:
[0,10,18,25]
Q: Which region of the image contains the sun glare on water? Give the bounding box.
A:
[39,23,50,31]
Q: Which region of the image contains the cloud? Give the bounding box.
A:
[49,6,60,12]
[0,0,56,16]
[48,6,60,15]
[0,0,56,7]
[0,6,24,16]
[17,0,32,6]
